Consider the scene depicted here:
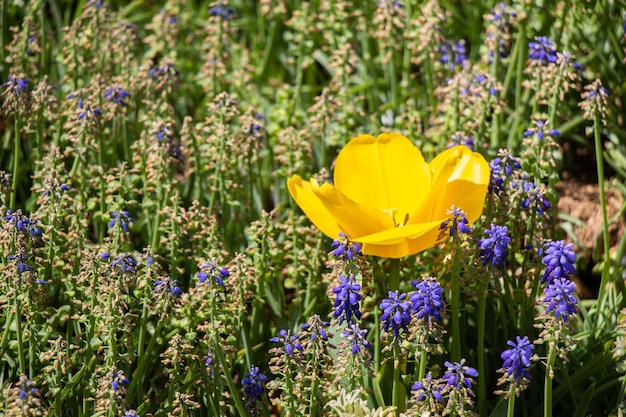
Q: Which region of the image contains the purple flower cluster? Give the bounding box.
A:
[523,120,561,140]
[3,76,29,96]
[331,232,363,261]
[148,63,179,79]
[378,278,445,339]
[197,259,230,286]
[489,2,517,28]
[111,370,130,392]
[528,36,558,65]
[330,274,372,354]
[269,329,303,355]
[76,98,102,119]
[586,83,610,101]
[438,39,467,72]
[411,372,443,402]
[448,134,475,151]
[42,183,70,199]
[520,182,551,216]
[500,336,534,382]
[488,152,522,194]
[543,278,578,323]
[108,210,134,232]
[332,274,362,325]
[341,323,371,355]
[157,125,173,142]
[209,3,235,20]
[541,240,576,284]
[441,359,478,391]
[153,277,183,297]
[205,348,214,376]
[19,380,38,401]
[474,73,498,97]
[241,365,267,410]
[88,0,104,9]
[4,210,42,237]
[479,224,510,268]
[380,291,412,337]
[410,278,445,322]
[300,318,330,342]
[102,253,137,275]
[411,359,478,407]
[104,85,130,106]
[440,206,471,237]
[8,252,34,274]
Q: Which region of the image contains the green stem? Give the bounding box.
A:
[214,343,247,416]
[360,29,376,112]
[490,32,501,80]
[308,343,319,417]
[129,312,166,394]
[1,310,14,356]
[477,279,488,417]
[544,343,557,417]
[450,260,461,362]
[507,387,517,417]
[212,18,224,96]
[387,49,397,107]
[10,116,21,210]
[548,76,561,129]
[392,345,406,413]
[388,258,400,292]
[150,188,167,252]
[401,1,412,92]
[208,115,226,217]
[423,54,436,132]
[502,30,520,97]
[593,108,611,325]
[0,0,6,64]
[98,128,106,243]
[374,300,381,377]
[284,360,297,414]
[290,54,305,126]
[371,374,386,409]
[14,294,26,376]
[136,286,150,403]
[514,25,526,111]
[617,364,626,410]
[28,321,36,379]
[417,349,427,382]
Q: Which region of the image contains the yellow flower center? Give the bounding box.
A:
[382,208,409,228]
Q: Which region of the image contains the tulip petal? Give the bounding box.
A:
[287,175,390,239]
[355,219,443,244]
[287,175,343,238]
[333,133,431,217]
[411,146,490,224]
[428,146,490,223]
[356,220,444,258]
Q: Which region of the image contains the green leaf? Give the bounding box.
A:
[573,383,596,417]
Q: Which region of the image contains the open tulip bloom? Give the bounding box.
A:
[287,133,491,258]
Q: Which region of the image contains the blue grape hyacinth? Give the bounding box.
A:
[500,336,534,382]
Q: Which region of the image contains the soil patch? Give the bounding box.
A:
[556,179,625,298]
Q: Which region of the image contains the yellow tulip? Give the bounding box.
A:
[287,133,491,258]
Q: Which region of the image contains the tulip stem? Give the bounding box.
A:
[389,258,400,293]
